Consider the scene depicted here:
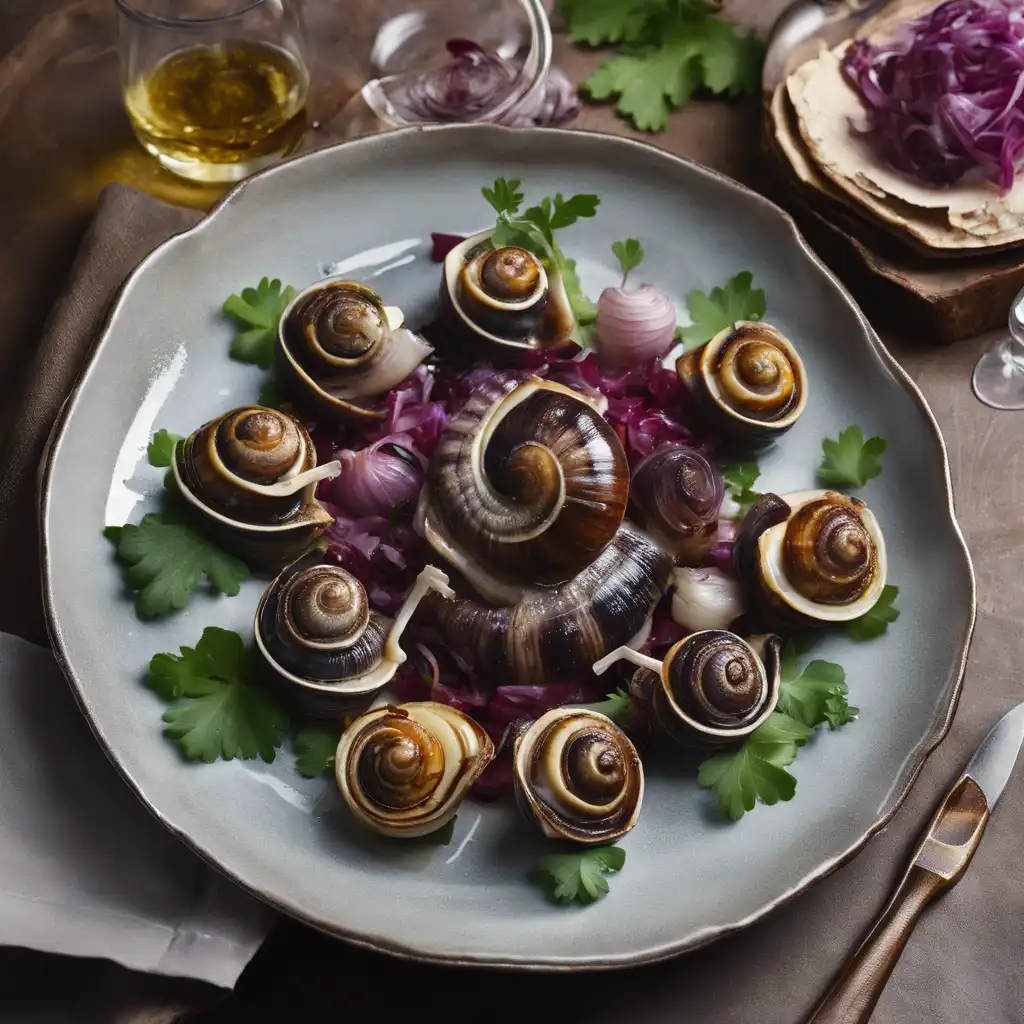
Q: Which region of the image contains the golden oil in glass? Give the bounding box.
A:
[124,39,308,183]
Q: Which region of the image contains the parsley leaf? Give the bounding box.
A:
[559,0,666,46]
[718,458,760,509]
[679,270,766,348]
[150,628,289,763]
[482,177,524,217]
[611,237,644,284]
[294,726,342,778]
[223,277,296,369]
[697,712,811,820]
[847,584,900,641]
[818,426,886,489]
[778,644,857,731]
[593,687,632,724]
[104,512,249,618]
[561,256,598,326]
[530,845,626,905]
[147,429,182,468]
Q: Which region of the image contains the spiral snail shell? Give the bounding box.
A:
[593,630,782,748]
[335,702,494,838]
[676,322,807,449]
[254,552,454,715]
[512,708,643,844]
[277,278,433,423]
[733,489,887,628]
[438,230,575,362]
[629,444,724,565]
[172,405,341,570]
[424,520,673,686]
[420,374,630,605]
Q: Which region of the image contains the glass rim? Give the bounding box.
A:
[113,0,275,29]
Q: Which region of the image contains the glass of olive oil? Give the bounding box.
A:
[117,0,309,183]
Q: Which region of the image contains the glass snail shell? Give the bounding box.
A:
[419,373,630,606]
[512,707,644,844]
[593,630,782,748]
[734,489,887,628]
[254,551,454,716]
[675,322,807,449]
[335,701,494,838]
[172,405,340,570]
[276,278,433,423]
[438,230,575,362]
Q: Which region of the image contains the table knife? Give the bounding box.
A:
[804,700,1024,1024]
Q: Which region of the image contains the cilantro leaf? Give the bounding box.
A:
[482,177,524,217]
[718,458,760,508]
[559,0,664,46]
[530,845,626,905]
[147,429,182,468]
[611,238,644,284]
[697,712,811,820]
[294,726,342,778]
[549,193,601,230]
[223,277,296,369]
[105,512,249,618]
[778,645,857,731]
[150,628,289,763]
[593,687,632,724]
[846,584,900,641]
[818,426,886,489]
[679,271,766,348]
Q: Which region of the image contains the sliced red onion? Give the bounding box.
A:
[595,285,677,372]
[499,67,581,127]
[320,441,423,518]
[430,232,466,262]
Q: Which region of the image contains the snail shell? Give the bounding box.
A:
[629,444,724,565]
[172,405,340,570]
[255,553,454,716]
[513,708,643,844]
[595,631,782,749]
[277,278,433,423]
[420,374,629,605]
[335,701,494,838]
[437,230,575,362]
[676,322,807,449]
[424,520,673,686]
[734,489,887,627]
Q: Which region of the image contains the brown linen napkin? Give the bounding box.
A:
[4,183,1023,1024]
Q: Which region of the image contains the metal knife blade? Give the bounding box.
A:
[963,699,1024,810]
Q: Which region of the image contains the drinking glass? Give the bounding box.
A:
[972,286,1024,410]
[116,0,309,184]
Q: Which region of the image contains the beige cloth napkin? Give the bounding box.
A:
[0,183,1022,1023]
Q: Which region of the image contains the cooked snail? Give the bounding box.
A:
[277,278,433,423]
[629,445,724,565]
[335,701,494,838]
[437,230,575,361]
[733,489,887,627]
[513,707,643,844]
[676,322,807,449]
[420,374,629,605]
[670,567,746,633]
[254,552,454,715]
[172,405,341,570]
[424,521,672,685]
[593,630,782,748]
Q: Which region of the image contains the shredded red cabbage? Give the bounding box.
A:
[842,0,1024,190]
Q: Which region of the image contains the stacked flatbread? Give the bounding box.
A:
[770,0,1024,257]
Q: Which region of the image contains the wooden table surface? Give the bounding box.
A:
[2,3,1023,1023]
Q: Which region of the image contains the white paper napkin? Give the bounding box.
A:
[0,631,274,988]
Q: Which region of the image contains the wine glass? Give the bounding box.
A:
[972,286,1024,410]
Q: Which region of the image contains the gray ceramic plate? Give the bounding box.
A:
[41,125,975,969]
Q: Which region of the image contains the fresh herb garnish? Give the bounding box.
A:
[149,627,289,763]
[147,429,181,468]
[818,425,886,488]
[697,711,811,821]
[611,237,644,284]
[257,379,285,410]
[778,642,857,731]
[847,584,900,641]
[223,277,296,369]
[530,845,626,905]
[294,726,342,778]
[482,178,600,328]
[104,512,249,618]
[718,457,761,510]
[593,687,632,724]
[570,0,764,132]
[678,271,766,349]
